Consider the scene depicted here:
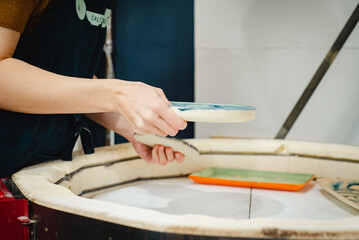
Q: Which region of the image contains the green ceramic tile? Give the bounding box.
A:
[190,168,314,185]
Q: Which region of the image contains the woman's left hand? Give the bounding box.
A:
[85,112,185,165]
[131,139,185,166]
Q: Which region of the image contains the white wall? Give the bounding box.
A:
[195,0,359,145]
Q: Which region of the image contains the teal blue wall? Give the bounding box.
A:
[113,0,194,142]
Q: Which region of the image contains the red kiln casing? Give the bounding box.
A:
[0,178,30,240]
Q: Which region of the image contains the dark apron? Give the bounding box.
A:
[0,0,112,177]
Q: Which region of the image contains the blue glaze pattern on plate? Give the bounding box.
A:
[330,181,359,205]
[170,102,256,112]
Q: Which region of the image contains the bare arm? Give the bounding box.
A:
[0,26,186,136]
[0,27,114,114]
[85,112,133,140]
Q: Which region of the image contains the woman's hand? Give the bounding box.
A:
[108,80,187,137]
[131,139,185,166]
[85,112,186,165]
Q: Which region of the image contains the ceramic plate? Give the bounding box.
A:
[317,178,359,210]
[170,102,256,123]
[189,167,315,191]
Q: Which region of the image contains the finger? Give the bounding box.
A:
[157,145,168,166]
[132,111,171,137]
[160,107,187,131]
[143,101,178,136]
[151,145,160,164]
[155,117,178,137]
[165,147,175,162]
[134,123,167,137]
[152,90,186,131]
[175,152,185,164]
[141,150,153,163]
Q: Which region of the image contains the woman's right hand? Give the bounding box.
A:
[107,80,187,137]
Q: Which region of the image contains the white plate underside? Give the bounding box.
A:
[93,178,359,221]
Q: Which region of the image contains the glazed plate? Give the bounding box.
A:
[189,167,315,191]
[317,178,359,210]
[170,102,256,123]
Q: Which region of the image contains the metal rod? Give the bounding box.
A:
[275,3,359,139]
[104,15,116,146]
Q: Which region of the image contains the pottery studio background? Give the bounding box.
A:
[89,0,359,146]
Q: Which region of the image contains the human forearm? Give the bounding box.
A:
[0,56,186,137]
[85,112,136,142]
[0,25,186,135]
[0,58,114,114]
